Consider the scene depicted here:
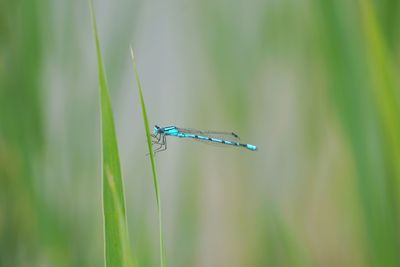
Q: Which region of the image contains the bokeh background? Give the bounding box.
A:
[1,0,400,266]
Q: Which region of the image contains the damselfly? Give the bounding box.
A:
[151,125,257,153]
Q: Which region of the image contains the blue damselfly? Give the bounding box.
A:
[151,125,257,153]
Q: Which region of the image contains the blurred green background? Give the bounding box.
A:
[1,0,400,266]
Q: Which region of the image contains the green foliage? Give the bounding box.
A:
[316,0,400,265]
[89,1,133,266]
[130,48,167,267]
[1,0,400,266]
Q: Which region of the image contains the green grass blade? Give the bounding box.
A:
[315,1,399,266]
[130,47,167,267]
[358,2,400,264]
[89,1,133,266]
[106,168,136,267]
[359,0,400,197]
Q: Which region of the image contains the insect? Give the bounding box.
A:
[151,125,257,153]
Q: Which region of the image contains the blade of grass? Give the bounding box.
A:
[89,1,133,266]
[316,1,399,266]
[106,167,135,267]
[359,0,400,202]
[130,47,167,267]
[358,1,400,264]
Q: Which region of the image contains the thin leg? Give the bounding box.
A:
[156,133,162,142]
[156,135,167,152]
[154,135,167,154]
[153,142,163,151]
[151,134,163,152]
[147,144,162,156]
[153,140,164,151]
[151,133,162,143]
[147,133,164,155]
[154,142,165,153]
[153,147,163,153]
[151,133,163,147]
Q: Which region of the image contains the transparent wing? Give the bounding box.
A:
[176,127,241,143]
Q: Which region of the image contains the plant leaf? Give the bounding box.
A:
[89,1,133,266]
[130,47,167,267]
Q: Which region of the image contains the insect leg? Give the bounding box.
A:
[154,135,167,154]
[157,135,167,152]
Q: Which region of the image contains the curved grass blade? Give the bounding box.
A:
[130,47,167,267]
[106,167,135,267]
[89,1,133,266]
[359,0,400,193]
[358,1,400,265]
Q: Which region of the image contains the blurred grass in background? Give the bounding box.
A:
[0,0,399,266]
